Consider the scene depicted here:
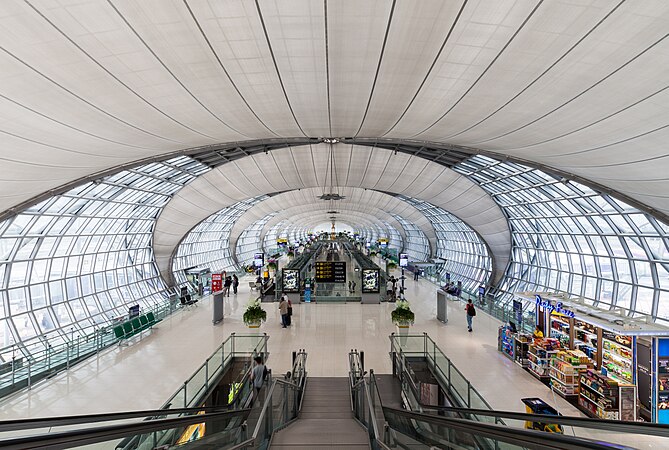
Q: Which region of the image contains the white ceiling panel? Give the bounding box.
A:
[0,0,668,271]
[153,143,509,281]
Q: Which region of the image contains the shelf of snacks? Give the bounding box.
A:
[514,334,531,368]
[549,350,594,398]
[549,315,571,348]
[573,320,598,362]
[601,332,633,384]
[528,338,561,380]
[578,369,637,420]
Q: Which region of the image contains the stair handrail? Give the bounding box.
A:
[0,405,238,433]
[0,409,251,450]
[381,406,635,450]
[412,404,669,438]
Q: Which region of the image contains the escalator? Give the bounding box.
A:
[347,337,669,450]
[0,349,307,449]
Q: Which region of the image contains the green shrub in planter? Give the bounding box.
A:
[243,299,267,325]
[391,300,415,326]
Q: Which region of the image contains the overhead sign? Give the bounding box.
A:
[315,261,347,283]
[399,253,408,267]
[535,295,575,319]
[253,253,264,268]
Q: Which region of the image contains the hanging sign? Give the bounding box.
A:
[535,295,575,319]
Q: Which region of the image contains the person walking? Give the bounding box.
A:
[223,276,232,297]
[286,295,293,326]
[250,356,267,404]
[279,295,289,328]
[465,299,476,332]
[232,274,239,294]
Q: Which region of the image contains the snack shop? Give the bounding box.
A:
[498,292,669,423]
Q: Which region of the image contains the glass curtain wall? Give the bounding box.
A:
[391,214,430,262]
[171,196,266,286]
[398,195,492,292]
[236,214,277,265]
[0,157,209,360]
[454,155,669,325]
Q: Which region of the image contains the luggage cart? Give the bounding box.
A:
[521,397,563,433]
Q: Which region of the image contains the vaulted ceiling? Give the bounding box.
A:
[1,0,668,278]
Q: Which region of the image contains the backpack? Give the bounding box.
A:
[468,304,477,317]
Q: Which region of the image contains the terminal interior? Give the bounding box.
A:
[1,1,669,449]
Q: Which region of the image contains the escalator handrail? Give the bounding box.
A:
[382,406,633,450]
[228,378,303,450]
[0,409,251,450]
[414,403,669,437]
[0,405,237,432]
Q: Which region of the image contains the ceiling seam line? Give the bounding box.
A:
[470,30,669,145]
[437,0,627,141]
[409,0,546,139]
[324,0,332,137]
[380,0,469,137]
[254,0,308,137]
[0,128,132,161]
[181,0,279,137]
[353,0,396,138]
[516,84,669,155]
[25,0,219,142]
[105,0,248,139]
[0,90,162,151]
[0,46,181,144]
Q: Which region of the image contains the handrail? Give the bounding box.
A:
[162,332,269,410]
[390,332,499,420]
[228,350,308,449]
[0,409,251,450]
[0,299,176,400]
[416,404,669,438]
[382,407,634,450]
[0,405,232,432]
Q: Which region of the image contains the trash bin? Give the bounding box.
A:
[521,398,563,433]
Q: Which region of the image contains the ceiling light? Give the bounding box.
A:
[323,138,339,144]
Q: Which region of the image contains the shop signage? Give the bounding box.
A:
[535,295,575,318]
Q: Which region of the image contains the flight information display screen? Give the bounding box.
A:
[315,261,346,283]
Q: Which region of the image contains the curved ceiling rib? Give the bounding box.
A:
[153,143,510,283]
[227,187,437,255]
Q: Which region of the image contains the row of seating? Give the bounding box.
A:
[113,311,158,343]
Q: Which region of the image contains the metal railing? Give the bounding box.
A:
[229,349,308,449]
[389,332,502,425]
[162,333,269,410]
[0,299,178,399]
[0,406,251,450]
[349,350,388,450]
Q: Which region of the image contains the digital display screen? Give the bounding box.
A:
[315,261,346,283]
[282,269,300,292]
[362,269,380,293]
[399,253,408,267]
[253,253,264,268]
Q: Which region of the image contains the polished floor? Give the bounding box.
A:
[0,265,660,448]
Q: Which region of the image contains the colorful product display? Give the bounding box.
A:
[550,315,571,348]
[578,369,637,421]
[497,326,530,367]
[573,320,598,361]
[528,338,561,379]
[601,332,633,384]
[549,350,593,398]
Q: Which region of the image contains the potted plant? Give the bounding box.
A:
[386,261,397,270]
[243,299,267,328]
[267,260,278,271]
[391,300,415,329]
[287,250,295,258]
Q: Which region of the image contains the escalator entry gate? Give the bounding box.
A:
[521,397,564,434]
